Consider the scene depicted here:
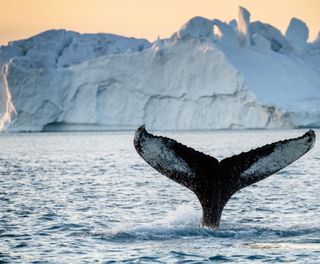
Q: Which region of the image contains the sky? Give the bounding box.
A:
[0,0,319,45]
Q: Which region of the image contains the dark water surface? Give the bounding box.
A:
[0,130,319,263]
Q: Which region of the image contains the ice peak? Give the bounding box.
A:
[212,19,239,46]
[239,6,251,19]
[175,16,214,40]
[250,21,289,52]
[285,17,309,51]
[237,6,251,47]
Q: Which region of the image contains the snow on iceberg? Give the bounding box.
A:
[0,7,319,131]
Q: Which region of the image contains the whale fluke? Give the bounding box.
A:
[134,126,315,228]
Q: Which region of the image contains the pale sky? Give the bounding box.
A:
[0,0,319,45]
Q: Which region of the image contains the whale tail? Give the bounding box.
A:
[134,126,315,228]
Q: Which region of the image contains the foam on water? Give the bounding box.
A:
[246,242,320,250]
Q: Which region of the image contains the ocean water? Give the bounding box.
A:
[0,130,319,263]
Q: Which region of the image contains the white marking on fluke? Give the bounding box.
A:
[134,125,193,177]
[242,131,315,178]
[134,126,316,228]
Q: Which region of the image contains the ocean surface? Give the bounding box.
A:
[0,130,319,263]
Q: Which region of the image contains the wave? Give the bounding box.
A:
[91,226,320,243]
[80,204,320,242]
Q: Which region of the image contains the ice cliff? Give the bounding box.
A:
[0,7,319,131]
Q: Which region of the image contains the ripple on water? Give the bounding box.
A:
[0,130,319,263]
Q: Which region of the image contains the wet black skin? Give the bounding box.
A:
[134,126,315,228]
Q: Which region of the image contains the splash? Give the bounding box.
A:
[90,203,204,241]
[160,203,201,227]
[0,63,16,131]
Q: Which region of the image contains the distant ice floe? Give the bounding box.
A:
[0,6,319,131]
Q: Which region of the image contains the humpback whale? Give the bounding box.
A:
[134,126,315,228]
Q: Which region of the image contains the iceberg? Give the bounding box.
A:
[0,7,319,131]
